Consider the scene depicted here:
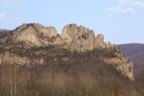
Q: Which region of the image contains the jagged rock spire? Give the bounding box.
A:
[61,24,95,51]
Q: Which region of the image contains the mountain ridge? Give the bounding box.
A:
[0,23,134,81]
[2,23,144,96]
[118,43,144,64]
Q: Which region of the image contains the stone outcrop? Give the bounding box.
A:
[61,24,95,51]
[94,34,105,48]
[4,23,57,47]
[103,50,134,80]
[61,24,116,51]
[0,23,134,80]
[2,23,115,50]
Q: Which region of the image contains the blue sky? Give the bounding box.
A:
[0,0,144,44]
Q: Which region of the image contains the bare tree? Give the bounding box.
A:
[0,59,3,95]
[9,64,18,96]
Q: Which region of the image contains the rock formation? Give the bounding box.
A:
[61,24,95,51]
[0,23,134,80]
[94,34,105,48]
[1,23,115,50]
[3,23,57,47]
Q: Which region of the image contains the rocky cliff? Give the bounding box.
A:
[0,23,134,80]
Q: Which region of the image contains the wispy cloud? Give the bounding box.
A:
[0,12,6,21]
[3,0,26,4]
[107,7,135,14]
[0,12,6,17]
[133,1,144,7]
[107,0,144,14]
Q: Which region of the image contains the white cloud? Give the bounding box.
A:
[0,12,6,21]
[107,7,135,14]
[107,0,144,14]
[117,0,132,5]
[0,12,6,17]
[133,1,144,7]
[3,0,26,3]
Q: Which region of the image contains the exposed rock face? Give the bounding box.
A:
[2,23,114,50]
[0,23,134,80]
[103,49,134,80]
[94,34,105,48]
[4,23,57,47]
[61,24,95,51]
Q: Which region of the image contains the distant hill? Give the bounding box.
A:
[118,43,144,64]
[0,29,11,38]
[118,43,144,82]
[0,29,10,32]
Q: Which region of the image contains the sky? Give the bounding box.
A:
[0,0,144,44]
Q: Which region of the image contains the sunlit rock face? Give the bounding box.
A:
[3,23,57,47]
[61,24,95,51]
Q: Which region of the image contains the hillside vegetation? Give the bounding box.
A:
[0,46,143,96]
